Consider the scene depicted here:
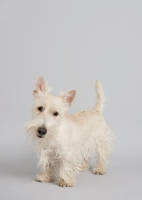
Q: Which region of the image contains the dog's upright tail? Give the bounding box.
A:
[93,80,105,114]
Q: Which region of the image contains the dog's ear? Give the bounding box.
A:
[60,90,76,107]
[33,76,51,95]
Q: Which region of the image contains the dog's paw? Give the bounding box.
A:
[57,179,74,187]
[35,174,53,183]
[92,168,106,175]
[79,163,89,172]
[79,161,89,172]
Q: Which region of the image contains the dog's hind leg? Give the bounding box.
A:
[79,159,89,172]
[92,130,112,175]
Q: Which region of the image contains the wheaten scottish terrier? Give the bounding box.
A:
[26,76,112,187]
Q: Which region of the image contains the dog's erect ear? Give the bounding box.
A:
[33,76,51,95]
[60,90,76,107]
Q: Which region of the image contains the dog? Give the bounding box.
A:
[26,76,112,187]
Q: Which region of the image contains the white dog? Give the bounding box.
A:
[26,76,112,187]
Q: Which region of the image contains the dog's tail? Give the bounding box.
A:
[93,80,105,114]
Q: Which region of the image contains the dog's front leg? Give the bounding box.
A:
[36,165,54,183]
[57,160,75,187]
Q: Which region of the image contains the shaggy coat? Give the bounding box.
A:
[26,76,112,187]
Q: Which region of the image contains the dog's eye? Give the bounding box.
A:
[53,111,59,116]
[38,107,43,112]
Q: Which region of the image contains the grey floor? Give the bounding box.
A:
[0,148,141,200]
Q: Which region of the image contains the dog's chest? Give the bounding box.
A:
[36,134,70,168]
[38,141,63,166]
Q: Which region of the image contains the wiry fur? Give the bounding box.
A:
[26,77,112,187]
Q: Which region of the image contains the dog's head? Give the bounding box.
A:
[26,76,76,139]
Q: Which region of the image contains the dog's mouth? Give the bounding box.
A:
[37,135,44,138]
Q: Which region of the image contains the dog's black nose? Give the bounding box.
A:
[38,127,47,136]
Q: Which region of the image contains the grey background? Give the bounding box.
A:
[0,0,142,199]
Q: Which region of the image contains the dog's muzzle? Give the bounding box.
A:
[37,127,47,138]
